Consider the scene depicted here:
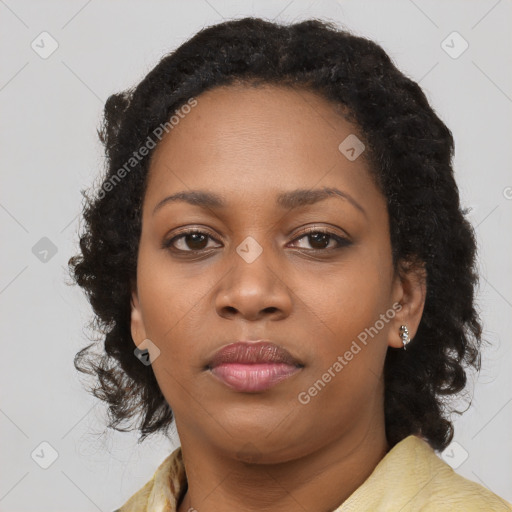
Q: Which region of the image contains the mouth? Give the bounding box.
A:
[206,341,304,393]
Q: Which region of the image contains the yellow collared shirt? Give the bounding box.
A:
[114,435,512,511]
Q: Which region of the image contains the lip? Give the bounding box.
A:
[207,341,303,393]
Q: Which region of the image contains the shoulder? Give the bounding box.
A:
[407,436,511,510]
[113,446,186,512]
[421,466,512,510]
[338,435,512,511]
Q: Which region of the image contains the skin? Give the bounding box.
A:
[130,84,426,512]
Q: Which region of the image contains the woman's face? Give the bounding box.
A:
[131,84,420,462]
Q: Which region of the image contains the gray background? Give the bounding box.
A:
[1,0,511,510]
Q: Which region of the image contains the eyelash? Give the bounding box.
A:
[162,227,352,254]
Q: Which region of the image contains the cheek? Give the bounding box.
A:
[296,270,390,417]
[299,255,393,378]
[306,260,388,333]
[136,246,215,363]
[137,232,215,315]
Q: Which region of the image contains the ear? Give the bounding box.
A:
[387,258,427,349]
[130,281,148,348]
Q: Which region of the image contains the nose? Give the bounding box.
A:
[214,242,293,322]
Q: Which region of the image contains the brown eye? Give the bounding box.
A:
[181,233,208,251]
[289,229,352,251]
[306,232,331,250]
[163,230,221,252]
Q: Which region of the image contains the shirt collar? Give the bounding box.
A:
[116,434,509,511]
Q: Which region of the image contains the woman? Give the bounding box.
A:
[68,17,512,511]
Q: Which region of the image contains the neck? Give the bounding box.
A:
[176,421,388,512]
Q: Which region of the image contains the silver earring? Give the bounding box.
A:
[399,325,410,350]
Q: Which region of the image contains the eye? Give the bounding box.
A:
[163,227,352,254]
[163,229,221,253]
[289,229,352,251]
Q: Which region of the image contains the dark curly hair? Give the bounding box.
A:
[68,16,482,452]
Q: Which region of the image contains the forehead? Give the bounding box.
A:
[150,83,359,166]
[144,84,380,215]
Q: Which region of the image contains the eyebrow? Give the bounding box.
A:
[152,187,367,217]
